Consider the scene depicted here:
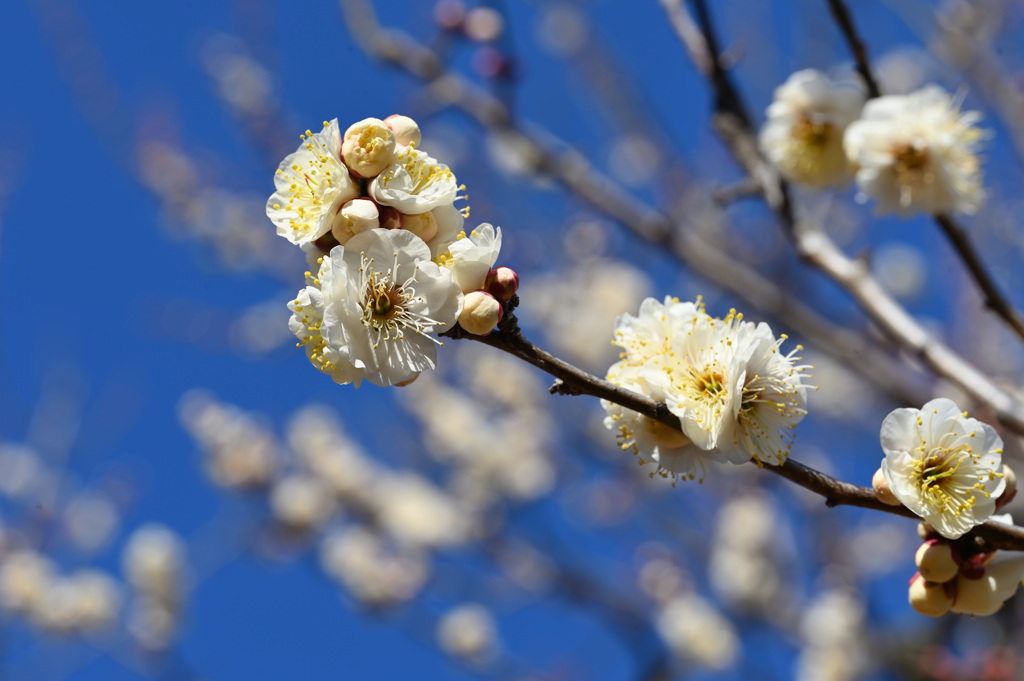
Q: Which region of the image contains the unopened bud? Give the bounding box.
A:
[996,464,1017,509]
[378,205,402,230]
[458,291,503,336]
[951,570,1002,616]
[915,540,960,583]
[341,118,396,178]
[483,266,519,301]
[908,572,954,617]
[917,521,938,541]
[872,468,900,506]
[402,211,438,243]
[384,115,422,148]
[332,199,380,244]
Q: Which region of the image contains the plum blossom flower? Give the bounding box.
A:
[603,298,811,477]
[341,118,397,178]
[317,228,463,387]
[603,365,715,483]
[370,144,460,214]
[288,283,365,387]
[880,398,1006,539]
[843,85,986,215]
[446,223,502,293]
[760,69,864,187]
[266,119,359,245]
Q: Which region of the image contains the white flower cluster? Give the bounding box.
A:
[268,116,519,387]
[602,297,812,483]
[761,70,985,216]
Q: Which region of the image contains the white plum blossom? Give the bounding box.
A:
[370,144,460,215]
[721,322,811,466]
[843,85,985,215]
[951,552,1024,616]
[603,298,811,478]
[446,223,502,293]
[437,604,499,662]
[288,285,365,387]
[760,69,864,187]
[880,398,1006,539]
[266,119,359,245]
[317,228,463,387]
[603,365,714,483]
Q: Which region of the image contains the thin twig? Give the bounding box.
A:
[824,0,1024,345]
[459,316,1024,553]
[824,0,882,98]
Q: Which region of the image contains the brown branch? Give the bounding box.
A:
[338,0,931,411]
[824,0,1024,346]
[458,315,1024,553]
[824,0,882,98]
[677,0,1024,436]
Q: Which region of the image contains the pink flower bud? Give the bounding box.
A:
[384,115,422,148]
[402,211,438,243]
[341,118,396,179]
[483,266,519,302]
[378,205,402,230]
[908,572,955,617]
[915,540,960,583]
[458,291,503,336]
[996,464,1017,510]
[871,468,900,506]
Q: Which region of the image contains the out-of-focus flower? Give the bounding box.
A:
[844,85,985,215]
[342,118,397,179]
[31,570,121,634]
[310,229,463,387]
[370,145,459,215]
[796,588,866,681]
[319,527,428,606]
[760,69,864,187]
[436,603,499,662]
[270,474,337,532]
[179,391,279,489]
[0,551,55,614]
[655,594,739,670]
[709,495,787,613]
[523,259,651,370]
[371,473,476,550]
[266,120,359,245]
[880,398,1005,539]
[123,524,186,603]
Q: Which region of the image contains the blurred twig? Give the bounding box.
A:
[824,0,882,98]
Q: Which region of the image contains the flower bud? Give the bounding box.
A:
[402,211,438,243]
[908,573,954,617]
[915,540,960,583]
[458,291,503,336]
[917,521,938,541]
[952,552,1024,616]
[951,571,1001,616]
[332,199,380,244]
[384,114,422,148]
[483,266,519,301]
[996,464,1017,509]
[872,468,900,506]
[341,118,396,178]
[378,205,402,230]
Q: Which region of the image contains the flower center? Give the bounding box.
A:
[893,144,930,182]
[793,116,833,149]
